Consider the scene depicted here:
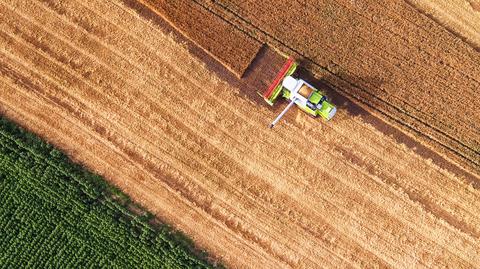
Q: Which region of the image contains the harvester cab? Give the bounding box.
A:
[262,57,337,128]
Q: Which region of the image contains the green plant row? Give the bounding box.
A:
[0,117,216,268]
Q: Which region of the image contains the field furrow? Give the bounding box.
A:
[1,0,479,268]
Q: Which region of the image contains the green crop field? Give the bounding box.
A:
[0,117,214,268]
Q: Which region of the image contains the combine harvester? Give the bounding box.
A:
[263,57,337,128]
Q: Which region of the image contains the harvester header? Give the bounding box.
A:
[263,57,298,105]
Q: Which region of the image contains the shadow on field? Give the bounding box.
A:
[294,67,372,119]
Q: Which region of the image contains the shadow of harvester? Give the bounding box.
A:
[294,65,378,119]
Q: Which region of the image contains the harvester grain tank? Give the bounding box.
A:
[262,57,337,128]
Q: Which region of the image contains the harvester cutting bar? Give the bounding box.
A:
[269,99,297,128]
[263,57,297,105]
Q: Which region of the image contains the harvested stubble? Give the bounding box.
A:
[1,0,480,268]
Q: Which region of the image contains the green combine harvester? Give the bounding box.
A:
[262,57,337,128]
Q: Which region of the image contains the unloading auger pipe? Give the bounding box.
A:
[269,99,297,128]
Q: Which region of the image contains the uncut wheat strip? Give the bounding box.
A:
[226,0,480,83]
[406,0,480,49]
[86,0,480,210]
[136,0,262,77]
[329,0,480,82]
